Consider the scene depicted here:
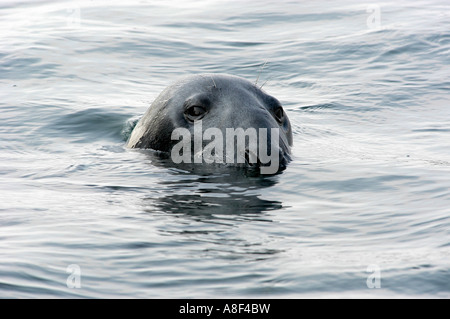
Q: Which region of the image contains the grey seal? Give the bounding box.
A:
[127,74,293,173]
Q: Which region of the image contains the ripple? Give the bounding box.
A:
[1,0,449,299]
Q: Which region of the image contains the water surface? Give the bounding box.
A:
[0,0,449,298]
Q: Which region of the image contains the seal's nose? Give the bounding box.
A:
[244,145,290,173]
[244,148,260,167]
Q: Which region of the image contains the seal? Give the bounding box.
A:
[127,74,293,173]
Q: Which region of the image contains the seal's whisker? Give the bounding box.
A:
[260,75,273,89]
[210,75,217,88]
[255,60,268,85]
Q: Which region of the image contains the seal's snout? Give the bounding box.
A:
[244,145,290,173]
[244,148,260,167]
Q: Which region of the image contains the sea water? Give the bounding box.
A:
[0,0,449,298]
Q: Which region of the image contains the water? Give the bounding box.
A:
[1,0,449,298]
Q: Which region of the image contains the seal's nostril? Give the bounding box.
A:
[244,149,260,166]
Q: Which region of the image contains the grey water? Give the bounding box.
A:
[0,0,449,298]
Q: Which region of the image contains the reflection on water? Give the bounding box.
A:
[135,152,287,265]
[1,0,449,298]
[141,151,283,219]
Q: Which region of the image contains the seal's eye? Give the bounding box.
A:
[274,106,284,124]
[185,105,206,122]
